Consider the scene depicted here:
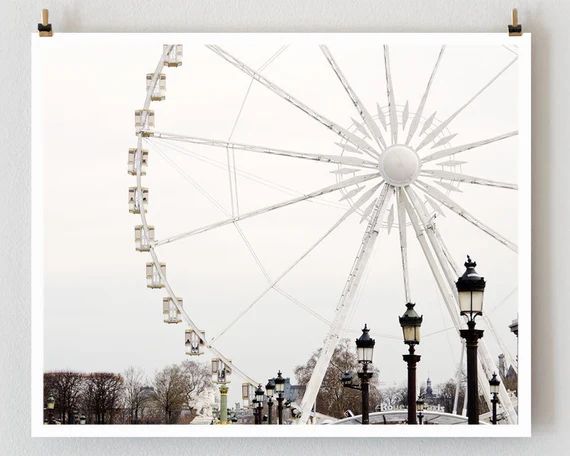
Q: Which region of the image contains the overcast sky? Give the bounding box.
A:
[39,34,521,407]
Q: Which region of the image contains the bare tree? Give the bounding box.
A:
[379,384,407,409]
[152,364,187,424]
[123,367,148,424]
[44,371,84,424]
[82,373,124,424]
[435,378,465,413]
[295,339,381,419]
[180,360,213,418]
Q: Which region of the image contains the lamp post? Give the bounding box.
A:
[219,384,229,424]
[265,379,275,424]
[46,395,55,424]
[399,303,423,425]
[255,384,264,425]
[489,373,500,425]
[356,324,375,425]
[274,370,285,424]
[457,256,486,425]
[416,396,425,425]
[212,359,232,424]
[341,325,376,424]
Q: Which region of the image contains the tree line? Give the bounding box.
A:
[294,338,474,419]
[43,360,213,424]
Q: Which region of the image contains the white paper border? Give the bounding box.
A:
[31,32,531,438]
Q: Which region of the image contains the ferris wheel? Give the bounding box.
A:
[129,42,520,424]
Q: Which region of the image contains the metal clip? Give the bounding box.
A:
[38,9,53,37]
[508,8,522,36]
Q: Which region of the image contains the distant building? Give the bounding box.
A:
[498,354,506,378]
[498,354,518,395]
[425,377,434,398]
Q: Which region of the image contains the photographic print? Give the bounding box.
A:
[32,33,531,437]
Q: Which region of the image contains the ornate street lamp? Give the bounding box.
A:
[46,395,55,425]
[356,324,375,425]
[399,303,423,425]
[265,379,275,424]
[457,255,486,320]
[274,370,286,425]
[254,384,264,425]
[356,324,375,364]
[457,256,486,425]
[489,372,501,425]
[416,396,425,425]
[341,325,376,424]
[341,371,355,387]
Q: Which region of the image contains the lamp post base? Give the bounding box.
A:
[460,321,484,425]
[403,351,421,425]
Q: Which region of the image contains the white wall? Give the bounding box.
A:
[1,0,568,453]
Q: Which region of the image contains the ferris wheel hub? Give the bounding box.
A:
[378,144,420,187]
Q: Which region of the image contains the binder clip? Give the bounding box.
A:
[508,8,522,36]
[38,9,53,37]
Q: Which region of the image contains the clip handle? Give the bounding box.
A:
[508,8,522,36]
[512,8,519,27]
[38,8,53,37]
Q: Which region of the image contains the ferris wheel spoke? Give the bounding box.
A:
[148,138,350,211]
[415,56,518,152]
[432,222,460,276]
[151,133,378,169]
[383,45,399,145]
[414,180,518,252]
[405,186,460,295]
[155,172,380,246]
[420,130,518,164]
[405,186,518,423]
[274,287,332,326]
[153,142,230,216]
[396,189,412,302]
[298,184,393,424]
[405,46,446,146]
[420,169,518,190]
[211,182,383,343]
[400,188,462,329]
[206,45,380,160]
[320,45,388,151]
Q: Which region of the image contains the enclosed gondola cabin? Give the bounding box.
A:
[162,297,182,324]
[164,44,183,67]
[146,262,166,288]
[134,109,155,136]
[211,358,232,384]
[146,74,166,101]
[134,225,155,251]
[128,148,148,175]
[185,329,205,356]
[128,187,148,214]
[242,383,252,406]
